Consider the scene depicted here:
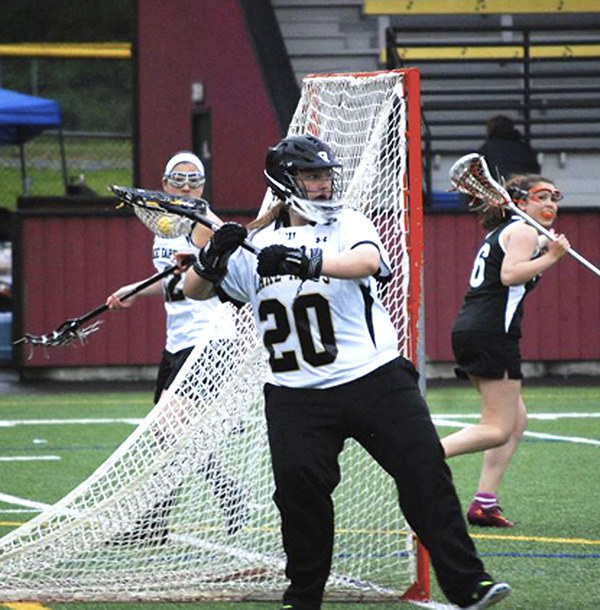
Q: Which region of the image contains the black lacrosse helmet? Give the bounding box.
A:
[264,134,344,224]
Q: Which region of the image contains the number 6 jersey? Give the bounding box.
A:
[452,216,542,338]
[217,208,400,389]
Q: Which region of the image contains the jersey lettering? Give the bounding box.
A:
[469,242,491,288]
[165,275,185,302]
[259,294,337,372]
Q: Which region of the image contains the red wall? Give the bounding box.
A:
[424,211,600,362]
[14,207,599,373]
[14,206,164,369]
[136,0,282,208]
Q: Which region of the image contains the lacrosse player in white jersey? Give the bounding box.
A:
[184,134,511,610]
[106,151,248,545]
[445,174,570,528]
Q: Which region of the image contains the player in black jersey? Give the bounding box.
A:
[442,174,571,528]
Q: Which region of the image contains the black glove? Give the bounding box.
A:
[192,222,248,284]
[257,245,323,280]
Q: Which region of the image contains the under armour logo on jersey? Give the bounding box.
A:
[285,231,296,240]
[317,151,330,162]
[315,236,328,243]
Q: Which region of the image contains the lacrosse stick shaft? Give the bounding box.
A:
[507,201,600,277]
[14,263,185,348]
[77,263,182,326]
[189,213,260,256]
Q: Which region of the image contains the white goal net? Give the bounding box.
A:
[0,69,426,603]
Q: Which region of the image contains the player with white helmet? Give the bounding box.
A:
[106,151,248,545]
[184,134,511,610]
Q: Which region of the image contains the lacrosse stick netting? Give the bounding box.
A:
[450,153,600,278]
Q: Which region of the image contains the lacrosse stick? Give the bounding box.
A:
[15,261,187,351]
[449,153,600,278]
[109,185,260,255]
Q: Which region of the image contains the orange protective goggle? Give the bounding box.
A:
[528,186,563,203]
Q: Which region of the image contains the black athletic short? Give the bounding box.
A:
[451,331,523,380]
[154,346,194,404]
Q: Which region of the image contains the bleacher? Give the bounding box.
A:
[272,0,380,80]
[272,1,600,207]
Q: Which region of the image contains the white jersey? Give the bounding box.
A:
[219,208,400,389]
[153,234,236,353]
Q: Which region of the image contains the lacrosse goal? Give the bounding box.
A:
[0,69,427,602]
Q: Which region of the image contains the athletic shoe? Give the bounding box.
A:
[461,580,512,609]
[107,494,175,548]
[107,517,169,548]
[467,502,514,528]
[221,487,251,535]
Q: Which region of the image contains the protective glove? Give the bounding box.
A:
[257,245,323,280]
[193,222,248,284]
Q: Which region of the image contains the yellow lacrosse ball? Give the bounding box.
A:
[157,215,174,235]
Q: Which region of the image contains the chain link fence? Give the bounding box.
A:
[0,54,133,210]
[0,130,132,208]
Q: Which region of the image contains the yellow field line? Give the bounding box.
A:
[365,0,600,14]
[0,43,131,59]
[4,519,599,546]
[472,532,600,545]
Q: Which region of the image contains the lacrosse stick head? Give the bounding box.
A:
[14,320,103,359]
[449,153,512,213]
[110,185,208,238]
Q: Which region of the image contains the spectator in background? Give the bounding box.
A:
[478,115,541,182]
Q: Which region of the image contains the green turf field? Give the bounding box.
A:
[0,383,598,609]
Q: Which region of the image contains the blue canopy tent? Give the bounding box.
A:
[0,87,67,195]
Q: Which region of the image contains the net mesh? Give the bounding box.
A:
[0,70,424,603]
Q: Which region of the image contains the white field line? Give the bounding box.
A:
[0,418,143,427]
[0,418,141,463]
[0,492,50,511]
[1,413,597,515]
[434,413,600,420]
[433,416,600,446]
[0,456,60,462]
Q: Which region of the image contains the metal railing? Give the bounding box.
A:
[385,23,600,203]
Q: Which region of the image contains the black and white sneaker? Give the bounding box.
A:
[107,493,176,548]
[462,580,512,609]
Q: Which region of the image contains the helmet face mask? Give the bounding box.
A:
[264,135,344,224]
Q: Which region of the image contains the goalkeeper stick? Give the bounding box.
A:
[109,185,260,255]
[449,153,600,278]
[15,261,188,349]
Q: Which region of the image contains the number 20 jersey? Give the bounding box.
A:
[218,208,400,389]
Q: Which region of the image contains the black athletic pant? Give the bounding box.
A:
[264,357,490,609]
